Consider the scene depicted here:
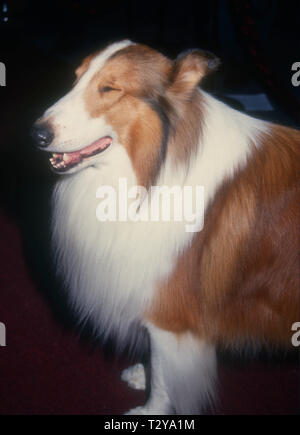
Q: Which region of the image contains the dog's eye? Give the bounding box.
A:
[99,86,117,93]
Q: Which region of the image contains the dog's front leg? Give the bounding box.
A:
[125,324,217,415]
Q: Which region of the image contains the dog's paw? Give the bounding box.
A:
[121,363,146,390]
[124,406,149,415]
[124,404,171,415]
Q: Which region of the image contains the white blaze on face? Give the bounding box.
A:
[42,40,133,153]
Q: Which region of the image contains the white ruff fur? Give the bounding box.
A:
[50,49,269,412]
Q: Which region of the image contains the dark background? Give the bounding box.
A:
[0,0,299,415]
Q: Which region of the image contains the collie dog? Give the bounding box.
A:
[31,40,299,414]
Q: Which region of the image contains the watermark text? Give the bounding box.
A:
[96,178,205,232]
[291,322,300,347]
[0,322,6,346]
[291,62,300,87]
[0,62,6,87]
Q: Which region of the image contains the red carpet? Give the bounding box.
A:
[0,211,145,414]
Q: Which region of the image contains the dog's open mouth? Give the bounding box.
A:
[49,136,112,172]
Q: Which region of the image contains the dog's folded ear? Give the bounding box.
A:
[169,49,220,97]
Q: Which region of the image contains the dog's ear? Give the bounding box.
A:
[169,49,220,97]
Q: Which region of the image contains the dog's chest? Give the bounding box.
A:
[51,165,189,338]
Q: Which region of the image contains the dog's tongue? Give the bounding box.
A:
[64,136,112,164]
[51,136,112,171]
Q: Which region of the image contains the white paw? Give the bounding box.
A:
[121,363,146,390]
[124,404,171,415]
[124,406,148,415]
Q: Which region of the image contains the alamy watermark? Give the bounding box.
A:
[0,322,6,346]
[291,62,300,87]
[0,62,6,87]
[95,178,204,232]
[291,322,300,347]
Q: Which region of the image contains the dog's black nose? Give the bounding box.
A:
[31,123,54,147]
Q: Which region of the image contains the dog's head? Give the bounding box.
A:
[31,40,219,183]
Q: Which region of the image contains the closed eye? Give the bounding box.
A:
[99,86,120,93]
